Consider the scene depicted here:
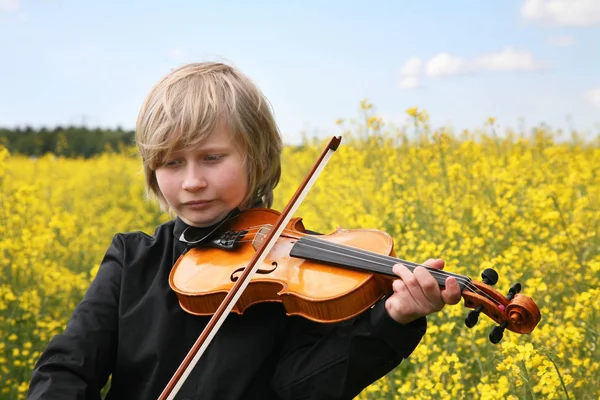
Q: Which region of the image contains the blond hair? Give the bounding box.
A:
[135,62,283,213]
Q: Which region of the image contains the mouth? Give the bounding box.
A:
[183,200,212,206]
[182,200,213,209]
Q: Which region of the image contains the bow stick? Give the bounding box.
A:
[158,136,342,400]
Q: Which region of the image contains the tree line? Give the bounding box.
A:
[0,126,135,158]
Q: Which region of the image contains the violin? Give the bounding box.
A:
[169,207,541,335]
[158,136,541,400]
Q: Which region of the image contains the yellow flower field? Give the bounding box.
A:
[1,108,599,399]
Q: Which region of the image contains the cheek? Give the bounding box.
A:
[215,163,248,198]
[155,171,177,201]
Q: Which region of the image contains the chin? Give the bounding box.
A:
[183,212,226,228]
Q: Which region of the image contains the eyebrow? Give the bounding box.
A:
[171,144,232,155]
[196,145,232,152]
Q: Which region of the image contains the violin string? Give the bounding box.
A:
[233,225,475,286]
[229,225,492,300]
[218,225,501,306]
[295,238,502,307]
[228,225,477,287]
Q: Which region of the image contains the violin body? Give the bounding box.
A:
[170,208,396,323]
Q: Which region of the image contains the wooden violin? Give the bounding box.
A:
[169,207,541,339]
[158,136,541,400]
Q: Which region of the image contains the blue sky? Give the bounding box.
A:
[1,0,599,144]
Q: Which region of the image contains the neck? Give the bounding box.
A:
[289,235,470,290]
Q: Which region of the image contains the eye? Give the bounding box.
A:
[204,154,224,163]
[163,159,182,168]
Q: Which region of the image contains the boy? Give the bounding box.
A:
[28,62,461,399]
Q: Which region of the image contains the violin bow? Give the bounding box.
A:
[158,136,342,400]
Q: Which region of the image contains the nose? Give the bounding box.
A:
[181,164,207,191]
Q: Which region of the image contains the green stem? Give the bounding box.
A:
[547,355,571,400]
[549,194,582,265]
[520,359,536,400]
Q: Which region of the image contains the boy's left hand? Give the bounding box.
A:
[385,258,462,324]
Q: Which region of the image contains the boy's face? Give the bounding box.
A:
[155,121,248,227]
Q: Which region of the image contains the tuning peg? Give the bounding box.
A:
[489,321,508,344]
[481,268,498,286]
[465,268,498,329]
[465,305,483,328]
[506,283,521,301]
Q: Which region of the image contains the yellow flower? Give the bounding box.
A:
[360,99,373,110]
[367,116,382,130]
[405,107,418,117]
[4,111,600,399]
[18,381,29,392]
[417,110,429,123]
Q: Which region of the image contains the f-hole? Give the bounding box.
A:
[230,262,278,282]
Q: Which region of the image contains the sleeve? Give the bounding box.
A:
[271,297,427,400]
[27,235,123,400]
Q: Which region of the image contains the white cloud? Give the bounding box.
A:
[398,57,423,89]
[0,0,19,11]
[426,53,467,77]
[424,48,546,77]
[546,36,577,46]
[586,88,600,107]
[399,76,420,89]
[521,0,600,27]
[472,48,546,72]
[398,48,547,90]
[400,57,422,76]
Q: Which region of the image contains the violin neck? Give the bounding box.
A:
[289,236,470,291]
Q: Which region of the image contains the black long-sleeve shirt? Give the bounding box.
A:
[27,216,427,400]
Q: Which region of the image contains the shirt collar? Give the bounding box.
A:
[172,208,242,246]
[172,200,265,245]
[173,216,190,241]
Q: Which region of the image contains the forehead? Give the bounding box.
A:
[200,121,236,146]
[172,119,240,153]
